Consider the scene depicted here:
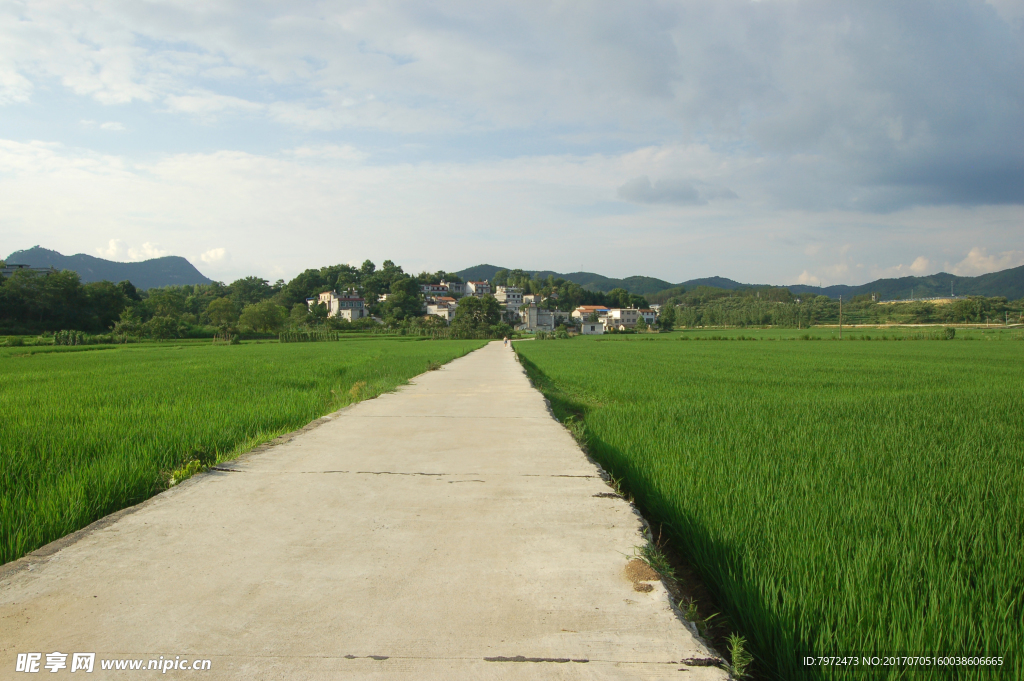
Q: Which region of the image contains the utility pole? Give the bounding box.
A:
[839,295,843,340]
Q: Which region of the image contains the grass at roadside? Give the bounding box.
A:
[0,338,485,564]
[515,337,1023,680]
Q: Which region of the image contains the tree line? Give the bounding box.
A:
[0,260,465,338]
[664,286,1024,328]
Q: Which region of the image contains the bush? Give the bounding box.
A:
[944,327,956,340]
[4,336,25,347]
[53,330,87,346]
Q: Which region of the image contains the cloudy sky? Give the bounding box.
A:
[1,0,1022,285]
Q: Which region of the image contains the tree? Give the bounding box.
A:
[207,297,237,328]
[143,315,182,340]
[658,304,676,331]
[451,294,503,336]
[607,288,631,309]
[84,281,129,330]
[635,316,648,332]
[229,276,274,309]
[238,300,286,332]
[309,302,329,324]
[117,280,142,302]
[378,277,423,322]
[289,303,310,327]
[586,311,600,323]
[112,308,143,337]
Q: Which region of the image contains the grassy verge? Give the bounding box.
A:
[516,337,1022,680]
[0,338,486,564]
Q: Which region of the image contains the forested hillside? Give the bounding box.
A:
[5,247,212,289]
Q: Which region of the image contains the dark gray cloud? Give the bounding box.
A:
[617,176,738,206]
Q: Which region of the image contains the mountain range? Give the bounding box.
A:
[4,246,212,290]
[4,247,1020,300]
[456,264,1024,301]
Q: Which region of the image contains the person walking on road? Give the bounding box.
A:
[503,336,509,348]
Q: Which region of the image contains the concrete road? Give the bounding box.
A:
[1,341,727,680]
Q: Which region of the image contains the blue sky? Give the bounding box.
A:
[1,0,1022,285]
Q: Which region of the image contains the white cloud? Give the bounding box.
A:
[909,256,931,274]
[127,242,168,261]
[99,121,126,131]
[797,270,821,286]
[164,92,263,117]
[951,247,1024,276]
[97,238,125,259]
[285,144,367,162]
[200,247,226,264]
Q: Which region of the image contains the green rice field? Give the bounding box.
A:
[0,337,485,565]
[516,334,1022,680]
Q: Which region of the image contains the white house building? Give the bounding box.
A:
[421,283,449,297]
[494,286,523,310]
[465,280,491,297]
[307,289,367,321]
[426,301,458,323]
[606,308,640,328]
[639,309,658,326]
[581,321,605,335]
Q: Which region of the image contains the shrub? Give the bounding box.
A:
[53,330,87,346]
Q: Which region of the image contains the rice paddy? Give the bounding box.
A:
[515,334,1023,680]
[0,337,485,565]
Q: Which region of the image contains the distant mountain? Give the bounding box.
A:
[4,246,213,290]
[456,263,1024,301]
[456,264,506,282]
[455,265,673,295]
[678,276,747,291]
[786,266,1024,301]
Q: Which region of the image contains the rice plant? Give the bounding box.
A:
[516,337,1023,680]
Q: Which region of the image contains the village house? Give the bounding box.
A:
[426,300,458,324]
[639,309,658,326]
[518,302,555,332]
[581,321,605,335]
[307,289,367,321]
[605,308,640,328]
[571,305,610,321]
[440,280,464,297]
[494,286,523,310]
[465,280,491,297]
[421,283,449,297]
[0,263,57,277]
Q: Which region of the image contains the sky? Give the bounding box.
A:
[1,0,1022,286]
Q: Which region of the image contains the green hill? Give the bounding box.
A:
[4,246,213,290]
[788,266,1024,301]
[455,265,673,295]
[457,263,1024,302]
